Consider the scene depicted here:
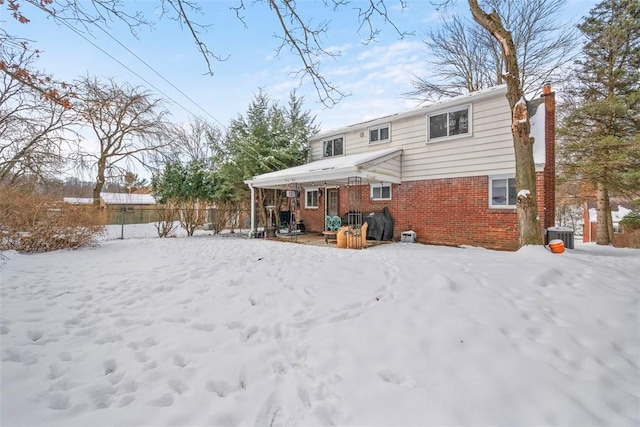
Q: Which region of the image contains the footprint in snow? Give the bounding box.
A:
[48,364,65,380]
[378,370,417,388]
[47,392,70,410]
[103,359,117,375]
[106,372,125,385]
[168,378,189,395]
[26,329,44,342]
[205,380,243,397]
[173,354,187,368]
[241,325,259,342]
[150,393,174,407]
[191,323,216,332]
[226,321,245,330]
[118,395,135,407]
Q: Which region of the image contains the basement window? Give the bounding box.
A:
[370,183,392,201]
[489,176,516,208]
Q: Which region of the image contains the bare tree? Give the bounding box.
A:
[408,14,494,102]
[5,0,409,107]
[409,0,577,101]
[469,0,544,246]
[167,116,222,165]
[0,43,76,184]
[72,76,170,205]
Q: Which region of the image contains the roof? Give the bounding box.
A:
[63,197,94,205]
[100,192,157,205]
[588,205,636,224]
[244,147,403,189]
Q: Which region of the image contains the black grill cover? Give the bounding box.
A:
[364,207,394,241]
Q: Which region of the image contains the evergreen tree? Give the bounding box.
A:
[558,0,640,245]
[221,90,319,227]
[152,160,216,236]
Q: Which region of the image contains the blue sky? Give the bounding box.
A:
[4,0,597,133]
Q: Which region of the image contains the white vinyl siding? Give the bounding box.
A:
[308,85,515,182]
[402,95,513,181]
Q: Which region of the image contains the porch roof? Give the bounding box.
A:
[244,148,403,189]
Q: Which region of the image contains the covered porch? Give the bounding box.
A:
[244,148,402,240]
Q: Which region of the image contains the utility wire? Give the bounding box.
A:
[28,1,291,173]
[91,23,230,130]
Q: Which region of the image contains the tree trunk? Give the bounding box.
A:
[257,188,268,228]
[93,158,107,206]
[469,0,543,247]
[595,181,612,245]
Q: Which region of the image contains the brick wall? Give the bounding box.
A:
[300,203,325,233]
[299,171,547,251]
[542,88,556,229]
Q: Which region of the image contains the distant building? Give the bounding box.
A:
[582,200,637,243]
[64,192,157,224]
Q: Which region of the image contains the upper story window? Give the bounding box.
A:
[305,188,319,209]
[489,176,516,208]
[427,104,471,142]
[369,124,390,144]
[370,183,392,201]
[323,136,344,158]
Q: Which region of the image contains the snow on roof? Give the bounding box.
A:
[244,147,403,188]
[100,192,157,205]
[63,197,94,205]
[588,206,634,224]
[254,147,400,179]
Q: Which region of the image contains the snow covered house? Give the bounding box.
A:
[245,84,556,251]
[582,200,637,243]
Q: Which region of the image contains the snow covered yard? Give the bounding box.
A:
[1,237,638,427]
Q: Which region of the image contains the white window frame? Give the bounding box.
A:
[489,175,517,209]
[370,183,392,201]
[426,104,472,142]
[322,135,345,158]
[305,188,319,209]
[369,123,391,145]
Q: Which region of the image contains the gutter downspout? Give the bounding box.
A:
[249,183,256,238]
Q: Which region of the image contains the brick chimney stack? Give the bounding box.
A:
[541,83,556,230]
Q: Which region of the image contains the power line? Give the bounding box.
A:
[26,1,291,173]
[90,23,229,130]
[45,14,204,123]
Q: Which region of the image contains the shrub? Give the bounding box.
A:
[620,211,640,232]
[155,204,179,238]
[0,188,105,252]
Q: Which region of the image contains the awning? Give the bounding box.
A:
[244,148,403,189]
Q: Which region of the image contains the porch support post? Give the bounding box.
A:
[249,183,256,238]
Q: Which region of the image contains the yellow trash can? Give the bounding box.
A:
[336,226,349,248]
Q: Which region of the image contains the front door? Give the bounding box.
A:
[327,189,339,216]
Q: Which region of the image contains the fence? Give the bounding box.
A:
[105,206,160,225]
[100,206,250,240]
